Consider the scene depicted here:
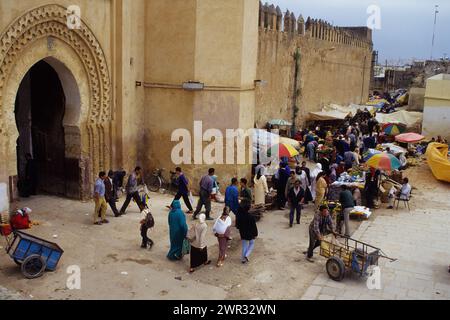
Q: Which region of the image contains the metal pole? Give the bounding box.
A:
[431,5,439,60]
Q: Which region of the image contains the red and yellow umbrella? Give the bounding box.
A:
[366,153,401,172]
[268,143,299,158]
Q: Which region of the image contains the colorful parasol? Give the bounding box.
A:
[366,153,401,172]
[268,143,299,158]
[395,132,425,143]
[363,148,382,161]
[382,123,406,136]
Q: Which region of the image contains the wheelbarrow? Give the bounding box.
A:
[2,229,64,279]
[320,234,396,281]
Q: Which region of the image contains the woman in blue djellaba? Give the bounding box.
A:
[167,200,188,260]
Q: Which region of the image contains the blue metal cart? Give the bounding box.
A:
[3,230,64,279]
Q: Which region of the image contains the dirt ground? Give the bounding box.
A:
[0,160,448,300]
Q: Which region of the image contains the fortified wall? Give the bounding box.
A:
[255,2,373,129]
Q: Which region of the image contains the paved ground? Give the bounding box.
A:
[0,286,23,300]
[301,163,450,300]
[0,187,332,300]
[1,161,449,300]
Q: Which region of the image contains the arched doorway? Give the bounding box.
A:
[0,4,113,204]
[15,60,67,196]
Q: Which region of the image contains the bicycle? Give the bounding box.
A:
[148,168,178,194]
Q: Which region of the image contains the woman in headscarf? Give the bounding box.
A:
[213,207,232,267]
[167,200,188,261]
[310,163,323,200]
[254,170,269,206]
[314,172,328,210]
[188,213,211,272]
[296,167,312,204]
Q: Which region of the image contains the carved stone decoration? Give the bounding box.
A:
[0,4,112,193]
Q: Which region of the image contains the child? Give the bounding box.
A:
[140,208,154,249]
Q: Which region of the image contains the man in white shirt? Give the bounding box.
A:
[398,178,411,200]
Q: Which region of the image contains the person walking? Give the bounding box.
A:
[239,178,253,207]
[188,213,211,273]
[213,207,232,267]
[299,161,311,185]
[167,200,188,261]
[173,167,193,214]
[140,208,154,249]
[305,205,336,262]
[285,171,297,200]
[237,203,258,264]
[339,185,355,236]
[225,178,239,217]
[253,171,268,206]
[296,167,312,204]
[93,171,109,225]
[193,168,215,220]
[310,163,322,201]
[105,170,121,217]
[120,167,145,215]
[287,179,304,227]
[276,162,290,210]
[314,172,328,211]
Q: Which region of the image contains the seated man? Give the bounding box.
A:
[398,178,411,200]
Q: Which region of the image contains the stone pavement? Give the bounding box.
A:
[0,286,23,300]
[301,208,450,300]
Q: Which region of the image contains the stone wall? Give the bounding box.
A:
[255,2,373,130]
[422,74,450,140]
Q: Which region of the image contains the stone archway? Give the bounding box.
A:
[0,4,112,199]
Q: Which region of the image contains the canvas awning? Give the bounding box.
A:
[308,104,375,121]
[375,110,423,127]
[308,110,351,121]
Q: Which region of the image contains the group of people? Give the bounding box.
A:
[93,167,146,225]
[93,165,260,272]
[166,168,259,271]
[91,112,418,270]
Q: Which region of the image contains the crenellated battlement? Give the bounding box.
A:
[258,1,373,50]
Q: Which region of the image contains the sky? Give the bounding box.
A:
[270,0,450,65]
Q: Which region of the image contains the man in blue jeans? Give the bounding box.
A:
[237,203,258,264]
[287,179,304,227]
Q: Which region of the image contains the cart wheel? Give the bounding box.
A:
[326,257,345,281]
[21,255,46,279]
[13,258,22,266]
